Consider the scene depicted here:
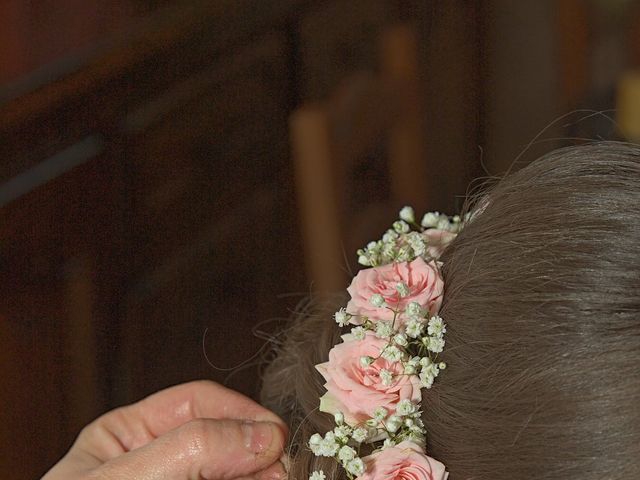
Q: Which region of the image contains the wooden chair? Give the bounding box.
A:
[290,24,428,293]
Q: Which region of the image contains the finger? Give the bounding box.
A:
[91,419,285,480]
[75,380,287,461]
[256,460,287,480]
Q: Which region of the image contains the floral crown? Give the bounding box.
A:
[307,207,463,480]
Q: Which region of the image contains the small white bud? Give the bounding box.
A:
[396,399,416,416]
[338,445,357,462]
[379,368,394,386]
[334,411,344,425]
[393,333,408,346]
[370,294,386,308]
[373,406,388,421]
[393,220,410,234]
[309,470,326,480]
[419,356,433,368]
[365,418,379,427]
[428,336,445,353]
[381,345,403,362]
[345,458,365,476]
[404,363,416,374]
[360,356,374,367]
[437,217,451,230]
[439,362,447,370]
[421,212,440,228]
[309,433,322,446]
[334,307,351,327]
[382,229,399,243]
[358,254,371,266]
[406,318,425,338]
[395,282,411,298]
[386,415,402,433]
[405,302,424,318]
[351,326,366,340]
[375,321,394,338]
[352,427,368,443]
[399,206,415,223]
[382,438,396,449]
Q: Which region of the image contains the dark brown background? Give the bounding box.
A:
[1,1,639,478]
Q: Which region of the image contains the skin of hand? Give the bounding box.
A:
[42,380,288,480]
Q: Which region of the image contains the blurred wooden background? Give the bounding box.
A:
[1,1,640,478]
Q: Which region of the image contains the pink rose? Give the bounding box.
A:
[358,441,448,480]
[422,229,457,259]
[346,258,444,324]
[316,333,421,425]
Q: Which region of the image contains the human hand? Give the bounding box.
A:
[42,380,287,480]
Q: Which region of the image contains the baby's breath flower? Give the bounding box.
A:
[334,424,352,440]
[427,315,446,336]
[345,458,365,476]
[437,217,451,230]
[382,438,396,449]
[351,326,366,340]
[419,356,432,368]
[395,282,411,298]
[428,336,445,353]
[309,470,326,480]
[439,361,447,370]
[405,318,425,338]
[373,406,388,421]
[421,212,440,228]
[358,254,371,266]
[334,411,344,425]
[365,418,379,428]
[370,293,386,308]
[393,220,410,234]
[406,231,426,257]
[317,433,340,457]
[403,363,417,374]
[396,246,412,261]
[381,345,403,362]
[419,363,440,389]
[405,301,424,318]
[375,321,394,338]
[382,229,399,243]
[393,333,408,347]
[309,433,322,448]
[338,445,357,462]
[396,399,417,416]
[419,370,435,389]
[386,415,402,433]
[352,427,368,443]
[360,356,374,367]
[399,206,415,223]
[379,368,393,386]
[334,307,351,327]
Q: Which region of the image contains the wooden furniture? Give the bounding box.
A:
[290,25,428,292]
[0,3,452,479]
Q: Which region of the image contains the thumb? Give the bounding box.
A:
[91,419,286,480]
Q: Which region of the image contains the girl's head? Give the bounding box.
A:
[262,142,640,479]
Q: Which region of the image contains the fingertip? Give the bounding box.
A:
[257,461,287,480]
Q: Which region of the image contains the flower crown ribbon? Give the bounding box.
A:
[307,207,462,480]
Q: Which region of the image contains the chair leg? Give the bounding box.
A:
[290,106,347,292]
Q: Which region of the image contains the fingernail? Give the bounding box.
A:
[258,461,286,480]
[242,421,275,454]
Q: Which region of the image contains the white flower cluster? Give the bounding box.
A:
[310,207,458,480]
[308,414,368,478]
[356,209,462,267]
